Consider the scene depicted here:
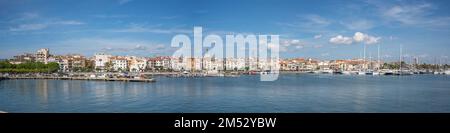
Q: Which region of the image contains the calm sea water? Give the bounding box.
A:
[0,74,449,113]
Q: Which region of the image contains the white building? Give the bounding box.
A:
[36,48,50,63]
[94,53,111,71]
[129,58,147,72]
[111,57,128,71]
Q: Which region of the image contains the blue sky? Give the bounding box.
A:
[1,0,450,63]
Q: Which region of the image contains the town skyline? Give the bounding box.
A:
[1,0,450,63]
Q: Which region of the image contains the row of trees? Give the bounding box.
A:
[0,61,59,73]
[382,62,449,70]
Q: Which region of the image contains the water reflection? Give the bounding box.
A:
[0,75,449,112]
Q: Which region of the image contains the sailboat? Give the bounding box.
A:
[358,42,367,75]
[373,43,381,75]
[395,44,412,76]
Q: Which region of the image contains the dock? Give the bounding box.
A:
[2,76,156,83]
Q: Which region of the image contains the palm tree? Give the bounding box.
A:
[104,62,112,72]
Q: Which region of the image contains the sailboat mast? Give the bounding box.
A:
[400,44,402,75]
[377,44,380,63]
[363,43,366,70]
[377,44,380,70]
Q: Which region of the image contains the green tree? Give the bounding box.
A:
[104,62,112,72]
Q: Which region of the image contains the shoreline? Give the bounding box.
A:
[1,76,155,83]
[0,71,447,82]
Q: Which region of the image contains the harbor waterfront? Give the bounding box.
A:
[0,73,449,113]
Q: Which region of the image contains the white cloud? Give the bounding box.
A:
[161,16,179,20]
[110,24,191,34]
[279,39,307,52]
[305,15,331,26]
[281,40,291,47]
[329,35,353,45]
[92,14,129,19]
[353,32,366,42]
[379,2,450,29]
[9,20,84,32]
[343,20,374,30]
[353,32,381,44]
[118,0,133,5]
[383,3,432,25]
[329,32,380,45]
[9,23,47,31]
[52,20,84,25]
[50,38,174,56]
[277,14,331,33]
[314,34,322,39]
[365,36,381,44]
[321,53,330,56]
[286,39,305,46]
[313,44,323,48]
[418,54,429,58]
[13,12,40,22]
[291,39,300,44]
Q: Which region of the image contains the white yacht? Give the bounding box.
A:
[372,71,380,75]
[321,69,333,74]
[357,71,366,75]
[342,71,352,75]
[365,70,374,75]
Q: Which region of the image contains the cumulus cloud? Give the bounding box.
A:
[365,36,381,44]
[330,32,380,45]
[283,39,306,49]
[353,32,366,42]
[279,39,308,52]
[329,35,353,45]
[353,32,381,44]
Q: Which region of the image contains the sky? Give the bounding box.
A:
[1,0,450,63]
